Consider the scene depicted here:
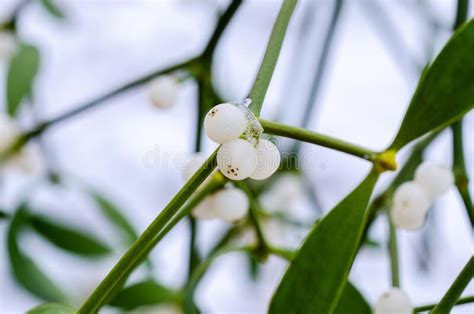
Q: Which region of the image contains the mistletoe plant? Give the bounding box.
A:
[0,0,473,314]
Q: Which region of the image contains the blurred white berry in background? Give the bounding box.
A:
[191,196,217,220]
[250,139,281,180]
[414,161,454,198]
[260,173,304,211]
[0,114,20,150]
[212,187,249,223]
[0,115,44,175]
[391,181,431,230]
[148,75,179,109]
[374,288,412,314]
[0,31,17,60]
[217,139,257,180]
[204,103,247,144]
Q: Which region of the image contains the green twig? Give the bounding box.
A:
[201,0,243,65]
[236,182,270,256]
[388,216,400,287]
[249,0,298,116]
[77,152,219,313]
[454,0,469,30]
[259,118,378,161]
[430,257,474,314]
[415,295,474,312]
[451,120,473,226]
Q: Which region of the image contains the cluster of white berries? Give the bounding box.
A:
[148,75,179,109]
[204,100,281,181]
[0,31,17,60]
[390,161,454,230]
[0,115,43,174]
[182,153,248,223]
[374,288,412,314]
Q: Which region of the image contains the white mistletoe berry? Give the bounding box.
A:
[0,31,17,60]
[148,75,179,109]
[191,196,217,220]
[374,288,412,314]
[212,187,249,223]
[414,161,454,198]
[391,181,431,230]
[250,139,281,180]
[217,139,257,180]
[204,103,247,144]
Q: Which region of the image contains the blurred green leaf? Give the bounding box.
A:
[0,210,10,220]
[27,303,75,314]
[334,282,371,314]
[389,20,474,150]
[7,206,66,302]
[270,169,380,314]
[108,280,178,311]
[90,192,138,246]
[40,0,65,19]
[6,44,40,117]
[30,215,111,257]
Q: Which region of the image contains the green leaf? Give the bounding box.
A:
[7,206,66,302]
[389,20,474,150]
[90,192,138,246]
[40,0,65,19]
[431,257,474,314]
[270,169,380,314]
[27,303,75,314]
[334,282,371,314]
[108,280,178,311]
[30,215,111,257]
[6,44,40,117]
[0,210,10,220]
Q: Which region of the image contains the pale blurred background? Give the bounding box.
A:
[0,0,473,313]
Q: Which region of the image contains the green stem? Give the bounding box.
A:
[451,120,473,226]
[259,118,378,161]
[236,182,270,256]
[430,257,474,314]
[249,0,298,116]
[201,0,243,64]
[415,295,474,312]
[454,0,469,30]
[78,151,219,313]
[388,216,400,287]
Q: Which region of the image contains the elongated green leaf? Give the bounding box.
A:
[7,206,66,302]
[270,169,380,314]
[335,282,371,314]
[40,0,65,19]
[0,210,9,220]
[389,20,474,150]
[6,44,40,117]
[108,280,178,311]
[30,215,111,257]
[431,257,474,314]
[90,192,138,245]
[27,303,75,314]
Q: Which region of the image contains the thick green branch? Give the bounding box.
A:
[415,295,474,312]
[430,257,474,314]
[78,151,219,313]
[259,118,378,161]
[249,0,297,116]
